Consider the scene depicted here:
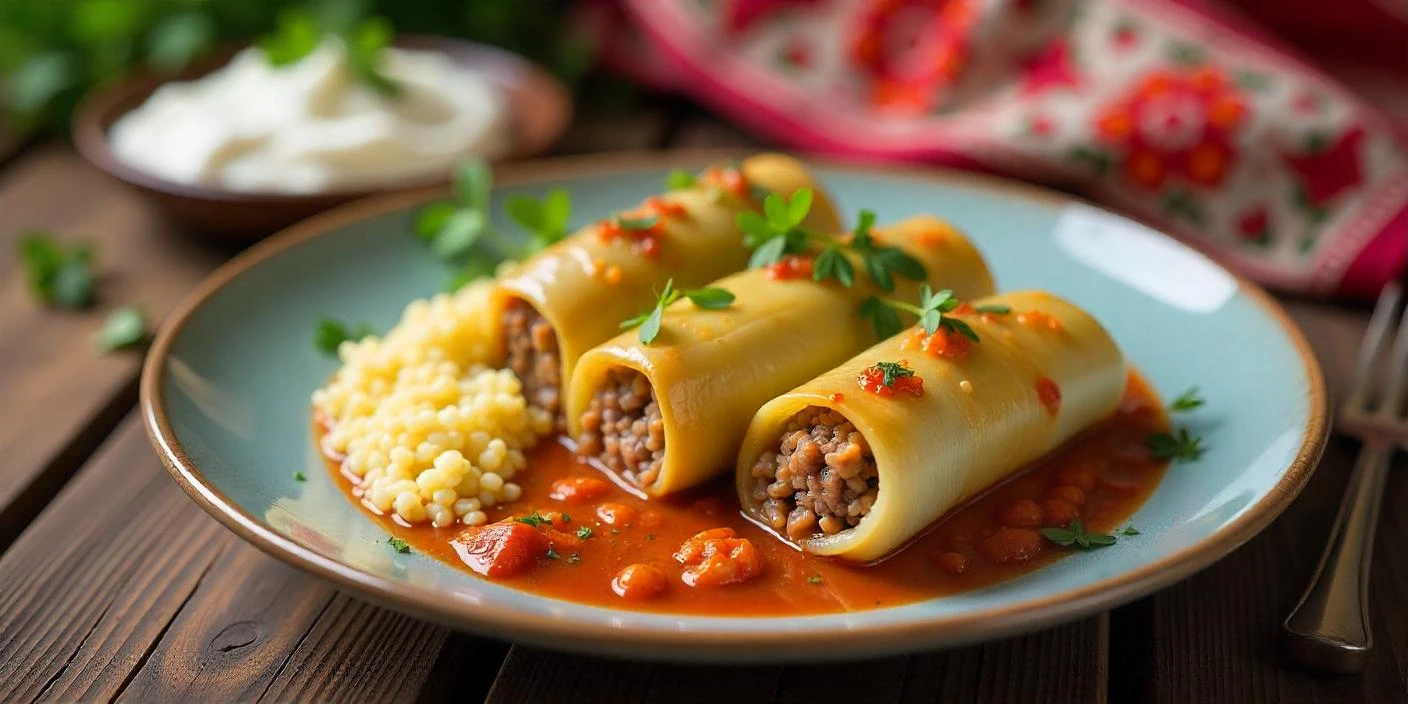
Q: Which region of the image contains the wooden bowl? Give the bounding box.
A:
[73,36,572,240]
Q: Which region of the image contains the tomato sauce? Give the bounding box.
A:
[324,372,1169,615]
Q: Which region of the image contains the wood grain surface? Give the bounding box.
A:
[0,104,1396,704]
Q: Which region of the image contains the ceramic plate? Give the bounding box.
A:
[142,152,1328,661]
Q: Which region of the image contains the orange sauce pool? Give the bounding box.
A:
[324,372,1169,615]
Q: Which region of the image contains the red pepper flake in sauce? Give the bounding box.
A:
[644,196,689,220]
[1035,376,1062,415]
[765,255,814,280]
[597,211,665,258]
[703,166,752,200]
[1017,310,1063,332]
[858,361,924,398]
[901,328,972,360]
[829,392,845,403]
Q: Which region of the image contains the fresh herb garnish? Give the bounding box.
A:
[848,210,926,292]
[516,512,551,527]
[18,230,95,309]
[576,525,593,539]
[294,471,307,482]
[1169,387,1205,412]
[417,160,573,290]
[665,169,698,190]
[807,575,823,585]
[315,318,374,356]
[259,10,401,96]
[861,286,978,341]
[94,306,147,352]
[1122,526,1140,536]
[1145,428,1204,462]
[561,513,572,523]
[737,189,815,268]
[387,537,411,554]
[506,189,572,251]
[619,278,735,345]
[873,361,916,388]
[1040,519,1117,549]
[974,304,1012,315]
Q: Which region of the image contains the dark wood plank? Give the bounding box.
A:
[0,416,229,703]
[0,146,224,548]
[1129,299,1408,703]
[485,617,1104,704]
[115,543,336,703]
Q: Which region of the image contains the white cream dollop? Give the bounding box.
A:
[110,37,510,194]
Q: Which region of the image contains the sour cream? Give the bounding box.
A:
[110,38,511,194]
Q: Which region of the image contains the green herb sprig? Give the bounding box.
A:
[516,512,551,528]
[387,537,411,554]
[94,306,148,352]
[18,231,96,310]
[738,203,927,294]
[1040,519,1117,550]
[860,285,979,341]
[1145,428,1204,462]
[619,278,735,345]
[315,318,375,356]
[872,361,916,388]
[1170,387,1205,412]
[576,525,593,539]
[259,10,401,96]
[414,160,573,291]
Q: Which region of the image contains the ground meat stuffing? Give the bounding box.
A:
[750,407,879,540]
[576,368,665,488]
[502,298,562,418]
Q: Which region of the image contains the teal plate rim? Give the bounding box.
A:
[140,150,1330,660]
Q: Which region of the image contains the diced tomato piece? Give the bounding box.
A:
[596,502,638,526]
[645,196,688,219]
[549,476,612,504]
[612,563,669,600]
[673,527,764,587]
[1035,377,1062,415]
[453,521,547,578]
[1000,499,1045,529]
[765,255,814,280]
[857,365,924,397]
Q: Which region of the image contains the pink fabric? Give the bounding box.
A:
[594,0,1408,298]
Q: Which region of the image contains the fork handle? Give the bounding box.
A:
[1283,440,1391,673]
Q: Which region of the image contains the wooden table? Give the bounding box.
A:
[1,102,1402,704]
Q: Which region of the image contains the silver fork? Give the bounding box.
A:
[1283,282,1407,673]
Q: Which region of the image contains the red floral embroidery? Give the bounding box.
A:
[1237,207,1271,245]
[1022,39,1080,96]
[1285,126,1365,206]
[1093,66,1249,191]
[724,0,820,34]
[849,0,977,114]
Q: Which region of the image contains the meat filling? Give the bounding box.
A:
[750,407,879,540]
[577,368,665,488]
[502,298,562,417]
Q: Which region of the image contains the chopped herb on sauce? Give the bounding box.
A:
[315,318,375,356]
[858,361,924,397]
[1122,526,1141,536]
[293,471,307,482]
[665,169,698,190]
[516,512,551,527]
[1145,428,1204,462]
[1169,387,1205,412]
[974,304,1012,315]
[561,513,572,523]
[545,546,562,560]
[576,526,594,539]
[620,278,736,345]
[387,537,411,554]
[1040,519,1117,549]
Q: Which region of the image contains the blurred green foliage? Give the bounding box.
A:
[0,0,593,135]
